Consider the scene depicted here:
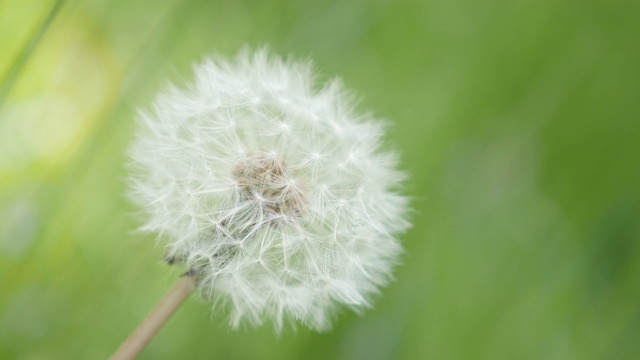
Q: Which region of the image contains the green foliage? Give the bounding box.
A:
[1,0,639,359]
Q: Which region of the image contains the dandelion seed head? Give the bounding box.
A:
[128,49,410,332]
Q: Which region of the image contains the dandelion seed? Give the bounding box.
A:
[128,49,410,332]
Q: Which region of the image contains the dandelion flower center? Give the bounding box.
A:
[232,152,305,222]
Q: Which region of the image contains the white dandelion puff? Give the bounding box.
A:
[128,49,410,332]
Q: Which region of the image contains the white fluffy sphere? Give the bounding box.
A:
[128,49,409,332]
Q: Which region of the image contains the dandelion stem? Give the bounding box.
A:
[110,272,196,360]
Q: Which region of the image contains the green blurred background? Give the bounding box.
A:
[1,0,639,359]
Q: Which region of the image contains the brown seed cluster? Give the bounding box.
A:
[232,153,305,221]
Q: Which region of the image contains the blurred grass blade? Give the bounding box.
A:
[0,0,65,105]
